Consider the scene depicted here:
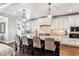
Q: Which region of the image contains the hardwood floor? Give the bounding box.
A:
[60,44,79,56]
[15,45,59,56]
[16,47,59,56]
[7,41,60,56]
[9,42,79,56]
[15,50,32,56]
[15,42,60,56]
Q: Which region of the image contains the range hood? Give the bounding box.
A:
[39,18,52,25]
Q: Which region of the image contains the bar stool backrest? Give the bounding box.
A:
[45,38,56,51]
[33,37,41,48]
[22,36,29,46]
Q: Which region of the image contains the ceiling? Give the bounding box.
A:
[0,3,79,19]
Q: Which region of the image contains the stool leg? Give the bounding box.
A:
[15,43,17,51]
[23,45,25,52]
[39,48,41,56]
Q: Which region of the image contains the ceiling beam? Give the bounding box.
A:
[30,12,79,20]
[54,12,79,18]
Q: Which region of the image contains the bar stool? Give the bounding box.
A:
[45,38,56,56]
[33,37,43,56]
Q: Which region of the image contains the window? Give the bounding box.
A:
[0,22,5,33]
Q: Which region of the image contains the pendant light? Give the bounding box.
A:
[22,9,26,22]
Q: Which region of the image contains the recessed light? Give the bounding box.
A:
[13,12,16,14]
[68,10,72,12]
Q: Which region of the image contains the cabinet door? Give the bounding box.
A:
[52,16,68,30]
[68,15,79,26]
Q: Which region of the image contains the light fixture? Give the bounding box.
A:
[22,9,26,22]
[47,3,52,18]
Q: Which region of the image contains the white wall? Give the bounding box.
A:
[8,16,17,41]
[0,14,17,41]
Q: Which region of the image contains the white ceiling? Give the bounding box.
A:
[0,3,79,19]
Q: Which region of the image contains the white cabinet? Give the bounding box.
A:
[68,15,79,26]
[52,16,68,30]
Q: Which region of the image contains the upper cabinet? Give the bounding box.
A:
[68,15,79,26]
[52,16,68,30]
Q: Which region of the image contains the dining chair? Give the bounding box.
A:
[21,36,29,52]
[21,36,33,53]
[45,38,56,56]
[15,35,21,51]
[33,37,43,55]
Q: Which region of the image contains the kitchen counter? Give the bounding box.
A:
[61,35,79,47]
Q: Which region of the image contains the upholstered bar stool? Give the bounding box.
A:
[45,38,56,56]
[33,37,43,56]
[21,36,29,53]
